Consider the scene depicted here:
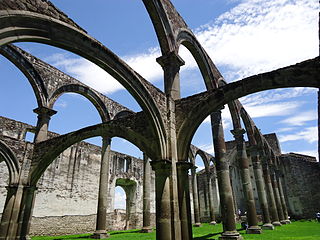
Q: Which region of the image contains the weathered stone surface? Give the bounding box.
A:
[0,0,85,32]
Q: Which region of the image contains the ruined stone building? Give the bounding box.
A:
[0,1,319,240]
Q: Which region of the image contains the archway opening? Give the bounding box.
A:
[114,179,137,230]
[178,45,207,98]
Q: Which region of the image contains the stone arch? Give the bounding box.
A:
[30,114,159,185]
[176,57,319,161]
[177,29,221,90]
[0,141,19,185]
[113,110,135,120]
[0,44,47,107]
[142,0,182,54]
[0,9,166,158]
[49,84,110,122]
[194,149,210,171]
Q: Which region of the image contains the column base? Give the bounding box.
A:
[210,221,217,225]
[219,231,243,240]
[280,220,288,224]
[140,227,153,233]
[272,221,282,226]
[246,226,262,234]
[194,222,202,227]
[262,223,275,230]
[92,230,109,239]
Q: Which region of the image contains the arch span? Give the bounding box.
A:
[49,84,110,122]
[30,112,159,185]
[0,44,47,107]
[0,141,19,185]
[177,30,221,89]
[0,10,166,158]
[176,57,319,161]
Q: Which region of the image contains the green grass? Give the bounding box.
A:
[31,221,320,240]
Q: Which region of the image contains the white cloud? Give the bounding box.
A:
[275,127,295,133]
[46,47,163,95]
[278,126,318,143]
[200,144,215,155]
[280,110,317,126]
[244,101,301,118]
[44,0,317,97]
[195,0,318,82]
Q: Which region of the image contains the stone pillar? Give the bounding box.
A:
[210,111,243,240]
[33,107,57,143]
[18,186,37,240]
[93,137,111,239]
[261,158,281,226]
[250,148,274,230]
[157,52,184,239]
[270,166,285,224]
[0,185,23,239]
[231,128,261,234]
[275,168,290,224]
[191,166,201,227]
[141,153,153,233]
[207,171,217,225]
[151,160,172,240]
[177,161,193,240]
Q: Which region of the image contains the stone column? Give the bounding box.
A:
[93,137,111,239]
[177,161,193,240]
[261,158,281,226]
[0,185,23,239]
[141,153,153,233]
[157,52,184,239]
[151,160,172,240]
[18,186,37,240]
[270,166,285,224]
[275,168,290,224]
[191,166,201,227]
[250,147,274,230]
[210,111,243,240]
[33,107,57,143]
[207,171,217,225]
[231,128,261,234]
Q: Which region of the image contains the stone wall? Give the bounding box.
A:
[280,153,320,219]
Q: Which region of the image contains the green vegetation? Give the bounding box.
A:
[32,221,320,240]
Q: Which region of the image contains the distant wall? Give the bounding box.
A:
[0,116,156,235]
[280,153,320,219]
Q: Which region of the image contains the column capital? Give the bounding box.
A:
[102,137,112,145]
[230,128,246,142]
[176,161,193,171]
[156,51,185,68]
[33,106,57,117]
[150,159,172,172]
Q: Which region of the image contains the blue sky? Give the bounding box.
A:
[0,0,318,208]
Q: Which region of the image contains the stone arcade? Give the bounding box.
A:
[0,0,319,240]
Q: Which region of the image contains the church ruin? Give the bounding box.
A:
[0,0,319,240]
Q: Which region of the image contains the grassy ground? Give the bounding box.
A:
[32,221,320,240]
